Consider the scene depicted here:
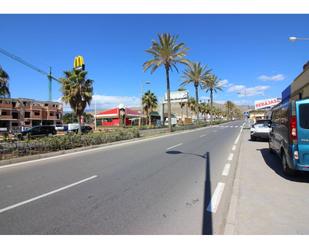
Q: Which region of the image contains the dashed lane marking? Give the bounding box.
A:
[166,143,183,150]
[222,163,231,176]
[207,182,225,213]
[0,175,98,214]
[228,153,234,161]
[232,145,236,151]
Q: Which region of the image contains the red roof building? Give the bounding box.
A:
[96,106,141,126]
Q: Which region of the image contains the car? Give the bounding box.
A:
[69,125,93,134]
[17,125,56,140]
[269,98,309,176]
[250,119,272,141]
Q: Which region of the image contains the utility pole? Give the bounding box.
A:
[48,67,52,101]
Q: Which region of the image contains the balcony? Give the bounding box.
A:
[0,114,13,120]
[0,103,12,109]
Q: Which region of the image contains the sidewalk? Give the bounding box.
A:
[226,129,309,234]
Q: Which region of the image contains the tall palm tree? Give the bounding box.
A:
[142,90,158,126]
[60,69,93,133]
[225,100,235,120]
[181,62,211,123]
[203,73,223,124]
[0,66,10,97]
[143,33,189,132]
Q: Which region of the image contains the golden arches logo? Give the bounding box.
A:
[74,55,85,70]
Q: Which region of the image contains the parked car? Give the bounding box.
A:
[69,124,93,134]
[250,119,272,141]
[269,98,309,176]
[17,125,56,140]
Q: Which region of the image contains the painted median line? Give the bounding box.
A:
[232,145,236,151]
[207,182,225,213]
[0,175,98,214]
[200,134,206,138]
[166,143,183,150]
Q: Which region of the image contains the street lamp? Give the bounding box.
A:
[289,36,309,42]
[139,81,151,127]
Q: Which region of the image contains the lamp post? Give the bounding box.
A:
[289,36,309,42]
[94,95,97,131]
[139,81,151,127]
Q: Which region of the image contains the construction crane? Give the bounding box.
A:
[0,47,61,101]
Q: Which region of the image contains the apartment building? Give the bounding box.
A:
[0,98,63,133]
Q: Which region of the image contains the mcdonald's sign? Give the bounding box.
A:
[73,55,85,71]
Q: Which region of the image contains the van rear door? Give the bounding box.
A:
[296,99,309,166]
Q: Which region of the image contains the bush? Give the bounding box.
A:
[0,128,139,160]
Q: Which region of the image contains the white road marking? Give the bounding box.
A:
[228,153,234,161]
[230,126,233,128]
[235,126,238,128]
[207,182,225,213]
[166,143,183,150]
[232,145,236,151]
[200,134,206,138]
[0,175,98,214]
[222,163,231,176]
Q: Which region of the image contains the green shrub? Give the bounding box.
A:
[0,128,140,160]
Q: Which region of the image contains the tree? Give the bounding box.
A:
[187,97,197,117]
[199,102,210,120]
[203,73,223,124]
[225,101,235,120]
[143,33,189,132]
[142,90,158,126]
[0,66,10,97]
[60,70,93,133]
[181,62,211,123]
[62,112,94,124]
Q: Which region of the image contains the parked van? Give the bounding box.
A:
[269,98,309,176]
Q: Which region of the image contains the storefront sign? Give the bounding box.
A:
[255,98,281,110]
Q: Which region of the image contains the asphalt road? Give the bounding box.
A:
[0,120,244,234]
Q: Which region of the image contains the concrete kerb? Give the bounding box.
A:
[223,126,243,235]
[0,124,218,168]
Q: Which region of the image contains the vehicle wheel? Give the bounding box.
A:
[48,133,52,137]
[282,152,296,177]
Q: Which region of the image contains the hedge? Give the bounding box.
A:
[0,128,139,160]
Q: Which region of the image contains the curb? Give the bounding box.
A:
[223,128,243,234]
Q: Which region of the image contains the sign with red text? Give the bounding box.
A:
[255,98,281,110]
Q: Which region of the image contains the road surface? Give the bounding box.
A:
[0,120,244,234]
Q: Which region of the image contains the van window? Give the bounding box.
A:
[299,104,309,129]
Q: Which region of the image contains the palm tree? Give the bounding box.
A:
[60,69,93,133]
[142,90,158,126]
[143,33,189,132]
[225,100,235,120]
[181,62,211,123]
[0,66,10,97]
[203,73,223,124]
[187,97,197,118]
[199,102,210,121]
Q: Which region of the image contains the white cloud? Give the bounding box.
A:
[227,84,270,97]
[227,84,246,92]
[217,79,229,88]
[59,94,141,112]
[258,74,285,82]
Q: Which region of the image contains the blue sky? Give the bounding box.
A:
[0,14,309,110]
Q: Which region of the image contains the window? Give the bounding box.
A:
[25,112,30,118]
[34,111,40,116]
[12,112,18,119]
[299,104,309,129]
